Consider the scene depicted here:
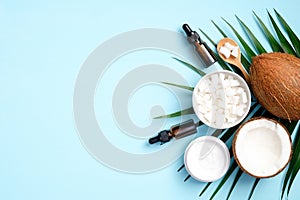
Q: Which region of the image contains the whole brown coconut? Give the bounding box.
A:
[250,52,300,121]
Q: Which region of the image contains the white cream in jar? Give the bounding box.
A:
[184,136,230,182]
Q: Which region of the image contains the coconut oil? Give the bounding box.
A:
[184,136,230,182]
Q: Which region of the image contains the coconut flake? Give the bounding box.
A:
[224,42,235,50]
[219,46,231,58]
[231,47,239,58]
[193,71,251,128]
[220,42,239,58]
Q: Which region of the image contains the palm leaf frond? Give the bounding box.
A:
[253,11,283,52]
[274,9,300,57]
[209,161,239,199]
[199,182,212,197]
[236,15,267,54]
[248,178,260,200]
[211,20,228,38]
[240,55,251,72]
[172,57,206,76]
[154,107,194,119]
[226,168,243,200]
[287,148,300,197]
[281,121,299,199]
[286,125,300,197]
[268,11,296,55]
[161,82,194,91]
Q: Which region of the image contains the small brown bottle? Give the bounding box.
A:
[148,119,198,144]
[182,24,217,67]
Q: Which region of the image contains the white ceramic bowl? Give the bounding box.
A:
[192,70,251,129]
[184,136,230,182]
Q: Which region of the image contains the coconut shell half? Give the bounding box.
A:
[233,117,292,178]
[250,52,300,120]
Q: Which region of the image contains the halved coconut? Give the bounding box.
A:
[233,117,292,178]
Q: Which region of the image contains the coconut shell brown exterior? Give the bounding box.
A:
[250,52,300,120]
[232,117,292,178]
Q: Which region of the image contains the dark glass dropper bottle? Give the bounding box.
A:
[148,119,200,144]
[182,24,217,67]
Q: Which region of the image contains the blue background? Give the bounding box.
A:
[1,0,300,199]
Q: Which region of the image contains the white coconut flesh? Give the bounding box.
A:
[233,118,292,177]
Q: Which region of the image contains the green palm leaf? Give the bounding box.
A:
[226,169,243,200]
[281,121,299,199]
[199,182,212,197]
[209,161,239,199]
[235,15,267,54]
[287,142,300,196]
[153,107,194,119]
[248,178,260,200]
[268,11,297,55]
[172,57,206,76]
[161,81,194,91]
[211,20,227,38]
[240,55,251,72]
[253,11,283,52]
[274,9,300,57]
